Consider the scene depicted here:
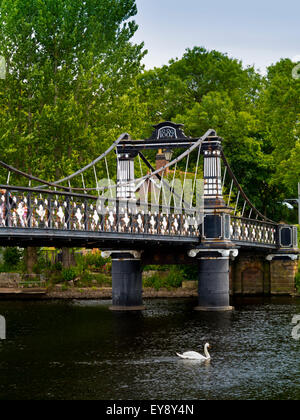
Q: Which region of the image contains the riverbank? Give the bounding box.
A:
[46,287,198,300]
[1,286,299,300]
[0,286,198,300]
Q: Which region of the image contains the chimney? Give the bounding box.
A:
[156,149,168,175]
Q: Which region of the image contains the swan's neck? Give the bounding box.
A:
[204,344,210,359]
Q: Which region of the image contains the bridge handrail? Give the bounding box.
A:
[0,185,198,215]
[0,186,200,238]
[230,215,278,227]
[230,214,278,246]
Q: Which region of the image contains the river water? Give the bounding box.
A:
[0,297,299,400]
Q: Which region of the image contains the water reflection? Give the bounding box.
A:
[0,297,299,400]
[179,359,211,367]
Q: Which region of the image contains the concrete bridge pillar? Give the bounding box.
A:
[106,251,145,311]
[189,249,238,311]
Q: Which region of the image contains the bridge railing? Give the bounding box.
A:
[230,216,278,246]
[201,213,297,249]
[0,186,297,248]
[0,186,200,238]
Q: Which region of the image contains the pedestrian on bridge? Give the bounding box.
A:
[0,189,6,226]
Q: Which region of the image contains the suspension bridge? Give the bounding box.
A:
[0,122,298,310]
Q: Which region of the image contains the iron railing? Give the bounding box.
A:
[230,216,278,246]
[0,186,200,238]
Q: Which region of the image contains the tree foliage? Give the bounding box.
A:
[0,0,145,184]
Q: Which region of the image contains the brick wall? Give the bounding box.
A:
[231,254,297,296]
[269,259,298,295]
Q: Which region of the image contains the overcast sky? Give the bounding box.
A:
[132,0,300,73]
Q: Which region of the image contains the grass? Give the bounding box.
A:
[143,267,185,290]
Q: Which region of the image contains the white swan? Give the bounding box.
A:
[176,343,211,360]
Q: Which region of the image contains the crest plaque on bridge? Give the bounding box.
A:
[150,122,187,140]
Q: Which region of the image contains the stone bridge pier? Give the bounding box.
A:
[230,251,299,296]
[103,251,145,311]
[188,248,239,311]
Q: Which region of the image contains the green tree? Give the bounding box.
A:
[0,0,146,185]
[175,90,278,217]
[0,0,146,273]
[136,46,261,126]
[257,59,300,203]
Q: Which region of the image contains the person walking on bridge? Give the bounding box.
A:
[0,189,6,227]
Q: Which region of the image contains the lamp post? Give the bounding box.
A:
[164,150,173,162]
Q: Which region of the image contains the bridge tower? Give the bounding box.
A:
[108,142,145,310]
[189,135,238,311]
[108,122,240,311]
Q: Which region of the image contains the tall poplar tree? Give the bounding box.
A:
[0,0,145,184]
[0,0,146,269]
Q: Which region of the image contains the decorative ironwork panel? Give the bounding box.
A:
[5,187,291,245]
[230,216,278,246]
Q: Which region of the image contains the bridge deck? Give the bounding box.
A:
[0,226,284,252]
[0,227,200,249]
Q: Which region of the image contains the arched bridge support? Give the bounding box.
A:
[103,251,145,311]
[266,253,299,295]
[188,248,239,311]
[230,251,299,296]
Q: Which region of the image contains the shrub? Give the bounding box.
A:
[296,271,300,293]
[103,262,112,275]
[143,273,159,289]
[76,270,92,286]
[84,252,109,269]
[3,247,23,268]
[92,273,112,286]
[143,268,184,291]
[48,273,62,285]
[179,265,198,281]
[33,252,51,274]
[165,269,183,288]
[62,267,77,282]
[74,254,89,274]
[53,261,63,272]
[38,252,51,269]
